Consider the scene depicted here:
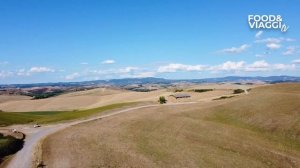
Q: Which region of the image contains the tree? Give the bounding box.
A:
[159,96,167,104]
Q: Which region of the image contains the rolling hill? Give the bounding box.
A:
[40,83,300,168]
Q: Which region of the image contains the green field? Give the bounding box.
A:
[0,102,137,126]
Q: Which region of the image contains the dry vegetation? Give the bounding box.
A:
[0,84,249,112]
[0,95,31,104]
[40,83,300,168]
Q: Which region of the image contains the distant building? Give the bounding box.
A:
[171,93,191,99]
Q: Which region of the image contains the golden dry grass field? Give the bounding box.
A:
[0,83,253,112]
[39,83,300,168]
[0,95,31,104]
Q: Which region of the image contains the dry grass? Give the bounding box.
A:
[0,84,248,112]
[41,83,300,168]
[0,95,31,104]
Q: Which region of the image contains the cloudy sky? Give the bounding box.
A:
[1,0,300,84]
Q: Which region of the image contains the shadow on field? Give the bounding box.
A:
[0,133,25,164]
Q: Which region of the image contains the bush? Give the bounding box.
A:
[159,96,167,104]
[233,89,245,94]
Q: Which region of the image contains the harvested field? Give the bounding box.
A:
[41,83,300,168]
[0,95,31,104]
[0,84,250,112]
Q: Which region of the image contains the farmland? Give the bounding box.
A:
[39,83,300,168]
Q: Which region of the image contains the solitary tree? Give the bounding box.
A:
[159,96,167,104]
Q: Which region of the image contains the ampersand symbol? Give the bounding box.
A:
[276,15,282,22]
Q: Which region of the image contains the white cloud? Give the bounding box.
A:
[292,59,300,64]
[16,67,55,77]
[273,63,296,71]
[255,37,295,50]
[244,60,295,72]
[219,44,250,54]
[0,71,13,78]
[118,67,138,73]
[282,46,296,56]
[256,38,282,44]
[29,67,55,73]
[255,31,263,39]
[158,63,206,73]
[84,66,139,79]
[255,54,264,57]
[157,60,296,74]
[17,69,30,76]
[245,60,269,72]
[255,37,295,44]
[65,72,80,80]
[101,59,115,64]
[266,43,281,50]
[210,61,245,71]
[80,62,88,65]
[286,38,296,42]
[132,71,156,78]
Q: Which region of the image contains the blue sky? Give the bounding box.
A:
[0,0,300,84]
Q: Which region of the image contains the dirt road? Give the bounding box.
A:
[5,102,198,168]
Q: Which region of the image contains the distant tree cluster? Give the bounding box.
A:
[174,89,183,92]
[30,90,64,99]
[191,89,213,93]
[127,88,153,92]
[233,89,245,94]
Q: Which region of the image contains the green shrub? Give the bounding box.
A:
[159,96,167,104]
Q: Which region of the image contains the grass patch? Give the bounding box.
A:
[0,102,137,126]
[0,134,24,163]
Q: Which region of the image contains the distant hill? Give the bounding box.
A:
[1,76,300,88]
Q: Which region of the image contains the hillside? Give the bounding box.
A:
[40,83,300,168]
[1,76,299,88]
[208,83,300,149]
[0,95,31,104]
[0,84,247,112]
